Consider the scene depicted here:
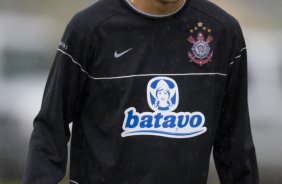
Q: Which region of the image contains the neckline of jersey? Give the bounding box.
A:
[121,0,190,19]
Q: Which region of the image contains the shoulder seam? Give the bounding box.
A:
[91,10,122,36]
[190,3,236,29]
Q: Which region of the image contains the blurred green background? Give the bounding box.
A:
[0,0,281,183]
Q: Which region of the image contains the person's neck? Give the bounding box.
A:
[130,0,186,16]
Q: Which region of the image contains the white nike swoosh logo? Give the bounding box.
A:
[114,48,133,58]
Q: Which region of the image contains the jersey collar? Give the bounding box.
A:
[123,0,188,18]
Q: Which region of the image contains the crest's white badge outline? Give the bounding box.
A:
[192,40,211,59]
[121,76,207,138]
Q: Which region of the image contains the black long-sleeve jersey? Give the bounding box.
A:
[23,0,259,183]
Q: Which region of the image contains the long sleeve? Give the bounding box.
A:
[213,23,259,184]
[22,20,93,184]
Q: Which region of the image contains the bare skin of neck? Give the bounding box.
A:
[131,0,185,15]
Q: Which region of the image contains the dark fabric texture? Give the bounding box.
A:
[23,0,258,183]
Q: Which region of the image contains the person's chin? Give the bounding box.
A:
[159,0,180,4]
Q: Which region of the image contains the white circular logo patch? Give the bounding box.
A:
[191,40,211,60]
[147,77,179,112]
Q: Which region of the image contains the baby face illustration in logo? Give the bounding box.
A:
[121,76,207,138]
[147,77,179,112]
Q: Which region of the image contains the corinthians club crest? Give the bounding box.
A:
[187,22,214,66]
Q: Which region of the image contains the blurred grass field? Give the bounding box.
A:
[0,180,20,184]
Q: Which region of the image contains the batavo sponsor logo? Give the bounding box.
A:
[121,77,207,138]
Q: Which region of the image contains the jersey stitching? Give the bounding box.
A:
[86,72,227,80]
[57,48,93,78]
[240,47,247,52]
[91,10,121,35]
[235,55,241,59]
[228,47,247,66]
[190,5,228,29]
[69,180,79,184]
[57,49,227,80]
